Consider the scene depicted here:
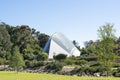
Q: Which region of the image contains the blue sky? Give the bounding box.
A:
[0,0,120,47]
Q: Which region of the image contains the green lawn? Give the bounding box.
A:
[0,71,120,80]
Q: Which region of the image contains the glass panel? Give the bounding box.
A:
[51,33,75,54]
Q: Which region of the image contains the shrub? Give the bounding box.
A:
[25,60,45,68]
[112,67,120,77]
[71,67,83,74]
[74,60,88,66]
[24,53,35,60]
[25,60,34,68]
[96,66,107,72]
[71,66,108,76]
[64,59,74,65]
[37,61,45,66]
[90,62,101,67]
[114,73,120,77]
[37,53,48,61]
[0,58,6,65]
[113,63,120,67]
[83,67,97,75]
[45,62,63,72]
[53,53,67,61]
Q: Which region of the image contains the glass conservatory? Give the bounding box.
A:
[43,32,80,59]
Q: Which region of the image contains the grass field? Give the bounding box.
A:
[0,71,120,80]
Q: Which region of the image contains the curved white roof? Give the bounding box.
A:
[43,32,80,59]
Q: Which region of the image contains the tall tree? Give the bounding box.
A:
[0,23,12,66]
[10,46,25,72]
[115,37,120,56]
[10,25,37,52]
[81,40,99,56]
[97,23,116,40]
[96,23,117,76]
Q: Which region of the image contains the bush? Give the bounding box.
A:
[24,53,35,60]
[71,67,83,74]
[81,56,97,61]
[37,61,45,66]
[112,67,120,77]
[96,66,107,72]
[74,60,88,66]
[64,59,74,65]
[90,62,101,67]
[84,67,96,75]
[45,62,63,72]
[114,73,120,77]
[37,53,48,61]
[113,63,120,67]
[0,58,6,65]
[25,60,34,68]
[25,60,45,68]
[53,53,67,61]
[71,66,108,76]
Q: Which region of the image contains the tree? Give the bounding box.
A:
[115,37,120,56]
[0,23,12,68]
[81,40,99,56]
[0,23,12,56]
[38,33,49,48]
[96,23,117,76]
[73,40,80,51]
[84,40,94,47]
[53,53,67,62]
[97,23,116,40]
[9,46,25,72]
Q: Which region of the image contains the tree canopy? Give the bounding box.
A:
[0,22,49,69]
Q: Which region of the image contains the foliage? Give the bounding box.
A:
[95,23,117,76]
[81,40,100,56]
[53,53,67,61]
[38,33,50,48]
[80,55,98,61]
[64,58,74,65]
[71,66,96,75]
[0,22,50,68]
[9,46,25,71]
[71,66,108,76]
[71,67,84,74]
[0,23,12,60]
[90,62,101,67]
[0,58,6,65]
[97,23,116,40]
[25,60,45,68]
[45,62,63,72]
[73,40,80,51]
[37,52,48,61]
[112,67,120,77]
[74,60,88,66]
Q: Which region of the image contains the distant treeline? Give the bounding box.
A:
[0,22,49,68]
